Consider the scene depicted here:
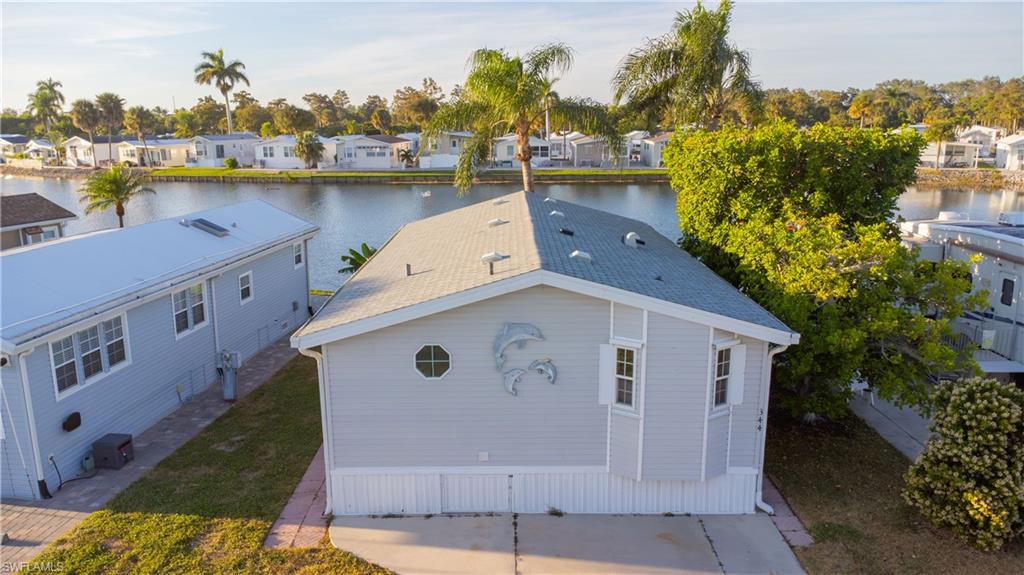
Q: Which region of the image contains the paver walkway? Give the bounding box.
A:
[264,445,329,549]
[0,336,298,567]
[849,393,932,460]
[762,479,814,547]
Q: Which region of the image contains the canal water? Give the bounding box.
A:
[1,176,1020,291]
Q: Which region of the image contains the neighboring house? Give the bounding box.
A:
[291,191,800,516]
[419,131,473,168]
[640,133,673,167]
[491,135,551,167]
[397,132,421,155]
[624,130,650,164]
[187,133,260,167]
[335,135,413,169]
[958,125,1001,157]
[995,134,1024,171]
[255,135,336,169]
[62,135,126,167]
[0,193,76,250]
[118,139,190,167]
[901,212,1023,383]
[571,136,626,168]
[0,200,318,500]
[919,141,981,168]
[25,139,57,161]
[548,131,587,163]
[906,123,929,135]
[0,134,30,157]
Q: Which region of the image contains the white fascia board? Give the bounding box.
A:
[0,217,76,232]
[292,269,800,349]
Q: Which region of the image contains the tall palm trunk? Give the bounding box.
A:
[87,131,96,167]
[222,91,234,133]
[516,130,534,192]
[106,126,114,166]
[116,202,125,228]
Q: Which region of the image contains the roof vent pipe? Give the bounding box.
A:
[624,232,645,248]
[481,252,510,275]
[405,263,412,276]
[488,218,509,227]
[549,210,565,218]
[543,197,557,204]
[569,250,592,262]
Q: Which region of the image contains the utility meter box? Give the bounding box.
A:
[92,433,134,469]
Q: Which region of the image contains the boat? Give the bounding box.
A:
[901,211,1024,385]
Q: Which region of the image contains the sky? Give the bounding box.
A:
[2,1,1022,111]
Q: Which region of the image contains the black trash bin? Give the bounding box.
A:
[92,433,134,469]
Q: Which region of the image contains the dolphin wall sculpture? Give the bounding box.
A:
[503,368,527,395]
[492,323,544,370]
[528,358,557,384]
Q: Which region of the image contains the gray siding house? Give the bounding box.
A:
[1,200,317,500]
[292,192,799,516]
[1,193,76,251]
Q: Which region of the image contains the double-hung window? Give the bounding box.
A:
[239,272,253,304]
[615,347,637,408]
[50,314,130,397]
[713,348,731,408]
[293,242,304,268]
[172,282,206,335]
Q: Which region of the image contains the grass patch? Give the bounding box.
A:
[27,356,390,575]
[766,412,1024,574]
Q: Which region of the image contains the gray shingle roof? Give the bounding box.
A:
[297,191,793,342]
[1,193,76,229]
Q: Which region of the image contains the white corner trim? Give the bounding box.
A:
[700,327,714,482]
[18,350,46,491]
[636,309,649,481]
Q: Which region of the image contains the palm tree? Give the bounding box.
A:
[924,117,957,168]
[95,92,125,165]
[293,131,325,169]
[424,43,619,194]
[27,78,64,132]
[123,106,156,166]
[612,0,759,130]
[70,99,102,166]
[370,108,391,133]
[339,243,377,274]
[79,164,156,228]
[194,49,250,134]
[398,148,416,168]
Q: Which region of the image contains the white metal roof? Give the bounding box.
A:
[293,191,797,348]
[1,200,318,348]
[997,133,1024,146]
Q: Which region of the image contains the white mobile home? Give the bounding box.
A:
[25,139,57,161]
[0,193,76,251]
[187,133,259,167]
[0,134,30,157]
[640,133,673,167]
[292,191,799,516]
[62,135,126,167]
[491,135,551,168]
[958,125,1001,157]
[919,141,980,168]
[1,201,318,500]
[335,135,412,169]
[548,131,586,163]
[118,139,190,167]
[255,135,336,169]
[996,134,1024,171]
[901,212,1023,383]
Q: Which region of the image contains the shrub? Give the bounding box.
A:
[223,156,239,169]
[903,377,1024,550]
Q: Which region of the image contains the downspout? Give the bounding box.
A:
[297,345,333,515]
[755,344,789,514]
[18,349,50,498]
[209,277,221,360]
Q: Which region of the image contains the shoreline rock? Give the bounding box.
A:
[914,167,1024,191]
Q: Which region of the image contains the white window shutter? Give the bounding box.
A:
[728,344,746,406]
[598,344,615,405]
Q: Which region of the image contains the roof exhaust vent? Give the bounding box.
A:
[543,197,557,204]
[191,218,230,237]
[623,232,645,248]
[549,210,565,218]
[481,251,510,275]
[493,198,509,205]
[178,218,191,227]
[488,218,509,227]
[569,250,592,262]
[558,228,574,236]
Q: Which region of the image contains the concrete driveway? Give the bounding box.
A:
[329,513,805,575]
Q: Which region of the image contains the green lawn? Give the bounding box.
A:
[27,356,390,575]
[148,167,667,179]
[766,412,1024,574]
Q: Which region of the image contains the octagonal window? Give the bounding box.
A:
[415,344,451,379]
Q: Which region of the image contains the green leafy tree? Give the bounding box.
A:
[190,96,226,133]
[612,0,759,129]
[370,107,391,133]
[339,243,377,274]
[70,99,102,164]
[95,92,125,164]
[231,90,258,109]
[123,106,157,166]
[924,112,957,168]
[273,105,316,135]
[234,104,273,133]
[664,121,984,418]
[425,43,619,194]
[194,48,250,133]
[259,121,279,139]
[173,109,199,138]
[293,131,325,169]
[27,78,64,133]
[79,164,156,227]
[904,378,1024,551]
[302,92,337,128]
